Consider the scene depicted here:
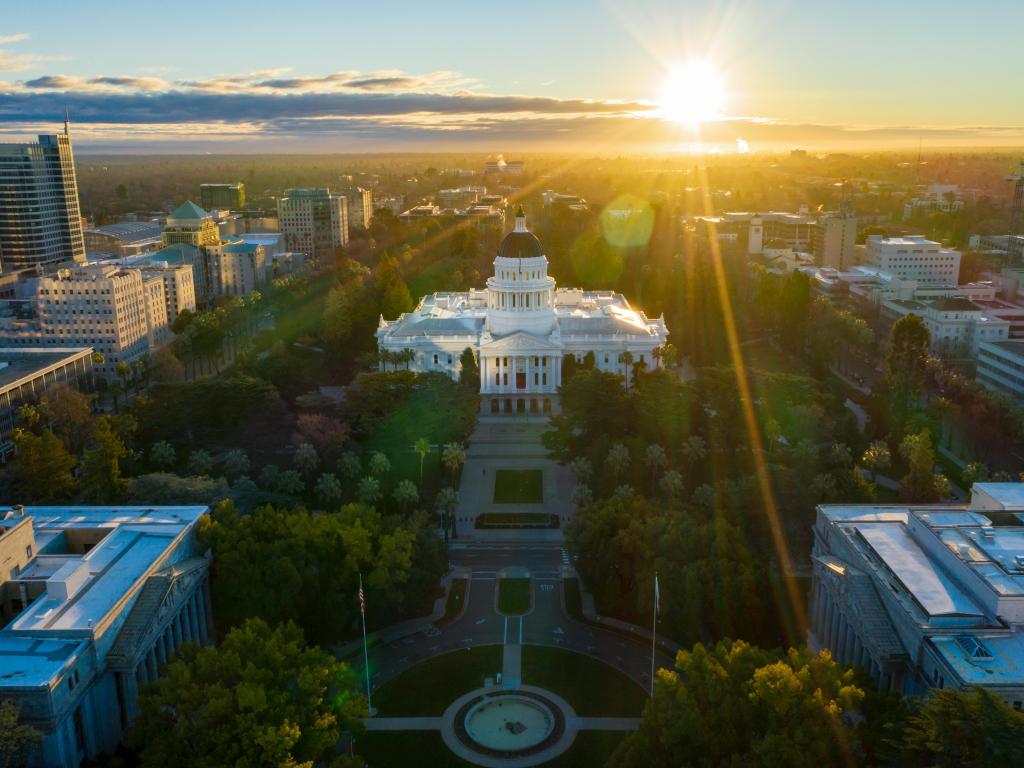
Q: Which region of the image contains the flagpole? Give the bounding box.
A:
[359,572,375,716]
[650,572,658,697]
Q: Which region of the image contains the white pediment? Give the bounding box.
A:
[480,331,564,352]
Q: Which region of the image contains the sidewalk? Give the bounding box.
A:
[574,575,682,656]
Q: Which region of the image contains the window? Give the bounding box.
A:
[25,545,32,559]
[433,354,439,364]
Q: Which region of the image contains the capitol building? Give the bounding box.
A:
[377,209,669,414]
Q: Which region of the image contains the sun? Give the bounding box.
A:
[658,61,726,124]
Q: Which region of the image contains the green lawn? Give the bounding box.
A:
[355,730,627,767]
[493,469,544,504]
[521,645,647,717]
[437,578,467,625]
[498,578,532,615]
[372,646,502,716]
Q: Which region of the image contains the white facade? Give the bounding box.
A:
[881,297,1009,360]
[376,212,669,414]
[207,241,267,297]
[0,505,212,768]
[277,188,348,261]
[977,340,1024,401]
[811,485,1024,705]
[864,235,961,286]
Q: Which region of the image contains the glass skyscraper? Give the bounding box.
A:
[0,122,86,271]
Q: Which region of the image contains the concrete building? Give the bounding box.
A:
[277,188,348,262]
[139,261,196,325]
[0,347,93,457]
[0,265,165,379]
[904,184,965,220]
[813,210,857,270]
[811,484,1024,704]
[880,297,1009,360]
[378,210,668,415]
[208,241,267,297]
[438,186,486,209]
[147,243,209,306]
[238,232,284,259]
[977,340,1024,401]
[0,123,86,270]
[84,222,163,259]
[161,201,219,251]
[372,195,405,216]
[199,182,245,211]
[341,187,373,230]
[864,235,961,286]
[0,505,212,768]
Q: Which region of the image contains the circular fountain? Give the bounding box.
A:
[453,690,566,759]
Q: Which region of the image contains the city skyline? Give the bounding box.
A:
[2,0,1023,152]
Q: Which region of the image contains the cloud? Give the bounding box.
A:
[0,34,67,73]
[3,66,1023,150]
[0,34,29,45]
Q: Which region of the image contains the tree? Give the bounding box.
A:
[338,451,362,480]
[861,440,891,481]
[613,641,865,768]
[659,469,684,501]
[900,430,947,503]
[258,463,281,489]
[40,383,93,455]
[682,434,708,466]
[393,479,418,513]
[441,442,466,485]
[901,687,1024,767]
[12,428,76,502]
[357,476,381,505]
[0,699,40,768]
[187,449,213,477]
[149,440,176,470]
[569,456,592,484]
[414,437,431,487]
[435,486,459,545]
[116,360,132,394]
[293,442,319,476]
[571,483,593,508]
[80,416,128,503]
[605,442,630,483]
[314,472,343,507]
[643,444,667,492]
[222,449,250,479]
[459,347,480,390]
[368,451,391,478]
[275,469,305,496]
[128,618,365,768]
[127,473,230,505]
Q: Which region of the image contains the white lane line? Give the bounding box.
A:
[519,616,524,644]
[503,616,508,645]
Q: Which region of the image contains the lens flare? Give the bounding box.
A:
[658,61,726,124]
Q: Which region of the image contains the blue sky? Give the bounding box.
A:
[2,0,1022,151]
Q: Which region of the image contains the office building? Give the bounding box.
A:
[864,235,961,286]
[84,222,163,259]
[0,504,212,768]
[813,210,857,270]
[341,187,373,229]
[811,484,1024,705]
[977,340,1024,401]
[880,297,1009,360]
[207,241,267,297]
[0,123,86,270]
[277,188,348,262]
[161,201,219,249]
[0,265,165,379]
[199,182,245,211]
[438,186,486,209]
[0,347,93,457]
[147,243,210,306]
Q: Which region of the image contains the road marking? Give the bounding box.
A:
[540,584,555,592]
[553,627,564,635]
[503,616,508,644]
[519,617,524,644]
[475,618,487,625]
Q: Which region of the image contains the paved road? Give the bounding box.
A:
[359,544,672,695]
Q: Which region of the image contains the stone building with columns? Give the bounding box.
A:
[0,505,212,768]
[376,209,669,414]
[811,483,1024,706]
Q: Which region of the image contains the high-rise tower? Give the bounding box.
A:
[0,121,86,270]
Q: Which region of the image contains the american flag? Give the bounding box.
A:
[359,583,365,613]
[654,574,660,616]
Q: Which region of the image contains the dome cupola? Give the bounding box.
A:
[497,206,543,259]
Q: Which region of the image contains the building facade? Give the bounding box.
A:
[199,182,245,211]
[161,201,219,249]
[0,124,86,271]
[813,210,857,270]
[880,297,1009,360]
[341,187,373,230]
[811,484,1024,705]
[377,210,669,415]
[84,222,163,259]
[864,235,961,286]
[208,241,267,297]
[277,188,348,262]
[0,505,212,768]
[0,347,93,457]
[977,339,1024,401]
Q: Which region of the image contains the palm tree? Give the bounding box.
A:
[682,435,708,466]
[570,483,592,508]
[618,351,634,387]
[435,486,459,545]
[369,451,391,478]
[659,469,684,502]
[644,444,667,492]
[413,437,431,487]
[393,479,418,513]
[357,476,381,505]
[568,457,592,484]
[315,473,343,507]
[441,442,466,486]
[149,440,175,470]
[337,451,362,480]
[605,443,630,483]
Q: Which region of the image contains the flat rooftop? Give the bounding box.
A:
[0,347,92,391]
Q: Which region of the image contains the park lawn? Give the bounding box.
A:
[437,578,467,625]
[493,469,544,504]
[521,645,647,717]
[498,578,532,615]
[354,730,627,767]
[372,646,502,716]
